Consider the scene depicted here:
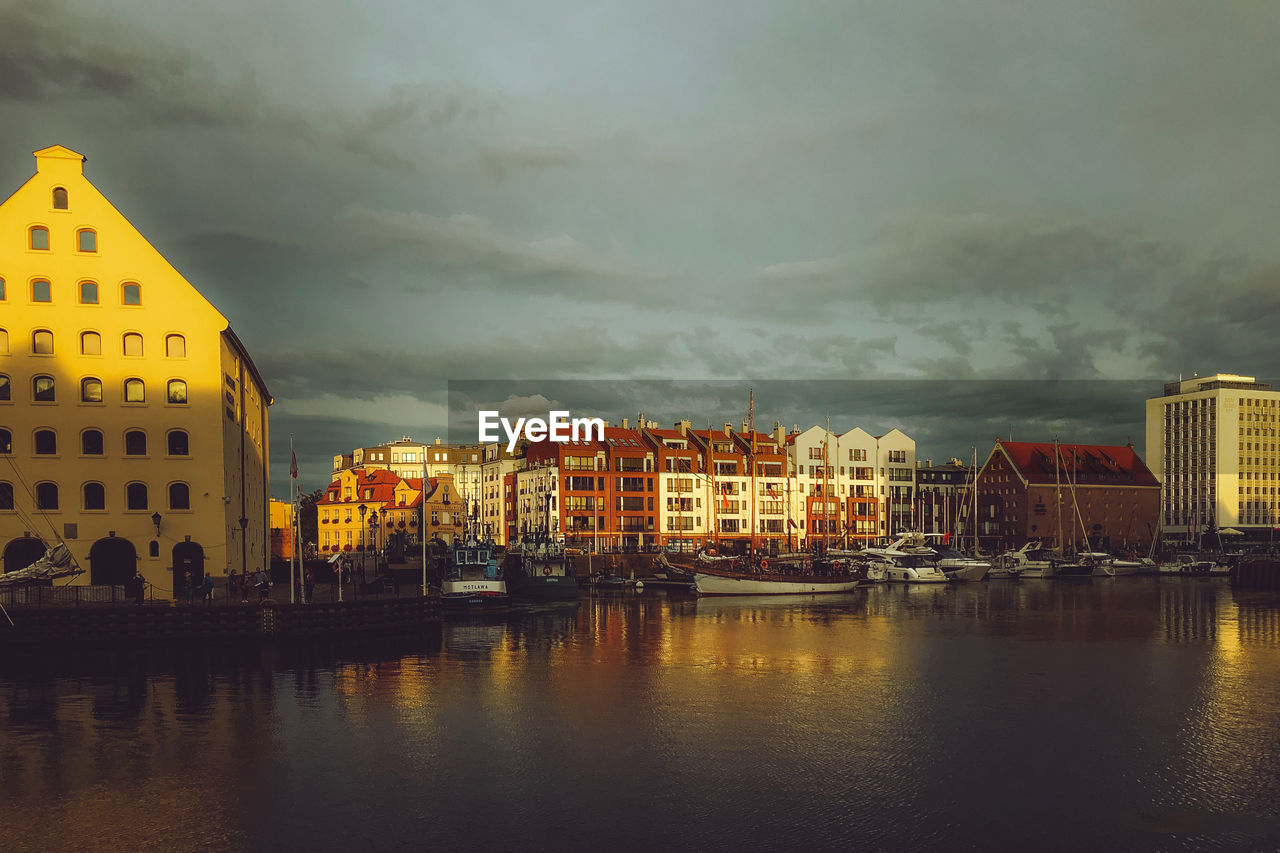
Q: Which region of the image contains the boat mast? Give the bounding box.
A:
[1055,439,1064,555]
[823,416,831,553]
[708,423,719,552]
[972,447,979,556]
[749,389,757,559]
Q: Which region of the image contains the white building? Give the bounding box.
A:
[1145,373,1280,538]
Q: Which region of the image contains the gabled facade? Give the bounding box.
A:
[975,439,1159,552]
[0,146,271,592]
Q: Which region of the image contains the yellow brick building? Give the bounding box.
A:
[0,145,271,594]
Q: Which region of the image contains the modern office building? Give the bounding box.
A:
[1146,373,1280,540]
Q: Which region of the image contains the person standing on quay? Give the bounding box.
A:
[201,572,215,604]
[184,569,195,605]
[228,569,238,602]
[305,566,316,604]
[133,569,146,606]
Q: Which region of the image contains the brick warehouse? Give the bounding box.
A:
[974,440,1160,553]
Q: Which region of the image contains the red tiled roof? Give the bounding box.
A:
[996,440,1158,487]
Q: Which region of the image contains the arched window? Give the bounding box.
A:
[80,331,101,355]
[167,430,190,456]
[0,374,9,401]
[124,378,144,403]
[31,280,51,302]
[33,375,55,402]
[35,482,59,510]
[165,334,186,358]
[80,281,98,304]
[83,482,105,511]
[52,187,68,209]
[167,379,188,405]
[80,377,103,403]
[0,482,12,510]
[0,328,7,353]
[169,482,191,510]
[32,329,53,354]
[122,283,141,305]
[124,430,147,456]
[34,429,57,455]
[77,228,97,252]
[126,482,148,510]
[149,540,160,558]
[82,429,104,456]
[0,428,11,454]
[122,333,143,356]
[29,226,49,250]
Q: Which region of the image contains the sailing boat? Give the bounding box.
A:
[1049,441,1093,579]
[694,408,865,595]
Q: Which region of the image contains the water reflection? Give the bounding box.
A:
[2,585,1278,851]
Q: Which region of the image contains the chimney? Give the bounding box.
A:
[723,423,732,437]
[773,424,786,447]
[622,418,629,430]
[435,437,442,445]
[677,420,690,436]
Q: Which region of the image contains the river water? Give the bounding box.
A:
[2,579,1279,851]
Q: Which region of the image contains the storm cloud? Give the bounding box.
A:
[6,0,1280,492]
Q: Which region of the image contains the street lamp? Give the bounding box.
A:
[151,511,162,535]
[368,510,380,574]
[357,503,367,594]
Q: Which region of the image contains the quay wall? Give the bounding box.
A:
[1232,559,1280,589]
[0,595,440,644]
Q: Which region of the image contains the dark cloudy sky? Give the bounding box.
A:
[6,1,1279,494]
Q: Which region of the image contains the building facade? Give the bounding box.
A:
[975,439,1159,552]
[1145,373,1280,541]
[0,145,271,591]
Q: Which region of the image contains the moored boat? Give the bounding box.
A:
[694,566,863,596]
[505,540,579,601]
[441,539,509,613]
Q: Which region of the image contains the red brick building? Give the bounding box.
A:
[975,440,1160,553]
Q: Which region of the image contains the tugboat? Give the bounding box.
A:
[441,537,509,613]
[506,538,579,601]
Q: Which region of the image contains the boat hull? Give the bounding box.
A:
[945,564,991,583]
[507,573,579,601]
[694,572,862,596]
[441,578,510,611]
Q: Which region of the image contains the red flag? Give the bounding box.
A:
[290,450,298,479]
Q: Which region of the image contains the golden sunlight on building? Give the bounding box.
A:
[0,146,271,593]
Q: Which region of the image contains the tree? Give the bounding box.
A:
[299,488,324,547]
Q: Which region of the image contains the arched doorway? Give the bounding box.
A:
[172,541,205,597]
[3,537,48,574]
[89,537,137,586]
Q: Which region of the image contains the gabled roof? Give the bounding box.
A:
[996,440,1158,487]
